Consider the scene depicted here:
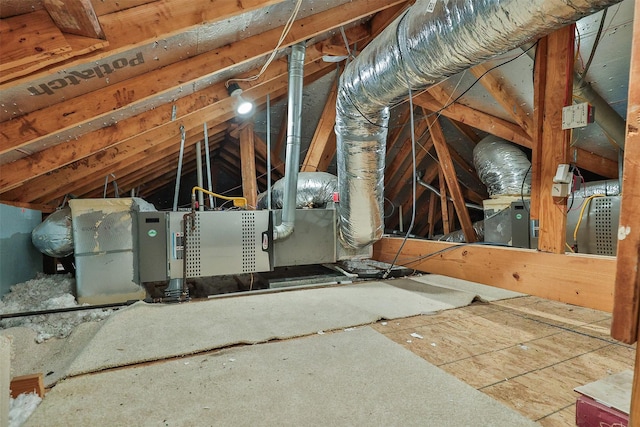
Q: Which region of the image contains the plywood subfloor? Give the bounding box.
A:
[372,295,636,426]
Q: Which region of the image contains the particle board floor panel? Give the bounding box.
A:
[24,327,537,427]
[372,296,637,426]
[3,275,511,387]
[63,278,496,378]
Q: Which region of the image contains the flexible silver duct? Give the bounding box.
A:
[257,172,337,209]
[31,207,74,258]
[473,136,532,197]
[274,42,306,241]
[437,221,485,243]
[577,179,621,196]
[335,0,622,248]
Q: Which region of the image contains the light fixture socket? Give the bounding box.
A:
[227,82,254,116]
[227,82,242,97]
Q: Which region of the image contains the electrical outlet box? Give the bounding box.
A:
[562,103,595,129]
[552,183,570,197]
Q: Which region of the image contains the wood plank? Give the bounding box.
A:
[385,135,433,205]
[0,45,328,196]
[385,109,429,187]
[15,60,336,204]
[415,90,617,178]
[0,10,71,71]
[239,123,258,209]
[9,373,44,398]
[417,90,531,147]
[1,0,398,131]
[301,75,338,172]
[90,0,158,16]
[373,236,616,312]
[427,191,437,238]
[537,26,574,254]
[386,154,433,231]
[319,24,370,56]
[0,33,109,84]
[470,62,532,137]
[428,115,476,242]
[253,134,285,178]
[438,170,450,234]
[449,119,481,144]
[611,0,640,349]
[43,0,105,39]
[530,37,547,221]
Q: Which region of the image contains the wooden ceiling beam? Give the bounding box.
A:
[373,237,615,312]
[0,41,335,194]
[385,112,431,189]
[416,88,617,178]
[438,171,451,235]
[610,0,640,348]
[84,136,226,198]
[239,123,258,209]
[385,135,434,208]
[449,119,481,145]
[428,114,476,242]
[51,128,221,201]
[470,62,533,137]
[301,74,339,172]
[1,0,401,155]
[387,160,438,233]
[535,26,574,254]
[253,133,285,179]
[43,0,105,39]
[1,56,334,202]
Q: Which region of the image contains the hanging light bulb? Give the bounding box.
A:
[227,83,254,117]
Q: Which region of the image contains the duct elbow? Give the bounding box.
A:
[273,222,294,241]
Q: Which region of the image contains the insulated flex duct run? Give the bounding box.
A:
[473,136,531,198]
[335,0,622,249]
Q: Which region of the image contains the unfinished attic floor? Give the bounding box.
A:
[8,276,635,426]
[373,296,636,426]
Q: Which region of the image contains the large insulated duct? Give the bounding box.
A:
[473,136,532,198]
[274,42,306,241]
[257,172,337,210]
[31,207,74,258]
[335,0,622,248]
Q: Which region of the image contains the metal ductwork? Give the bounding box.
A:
[257,172,338,210]
[335,0,622,249]
[473,136,532,198]
[274,42,306,241]
[31,207,74,258]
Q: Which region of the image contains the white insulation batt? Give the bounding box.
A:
[0,274,111,343]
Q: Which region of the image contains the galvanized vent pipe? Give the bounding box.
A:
[335,0,622,249]
[274,42,306,240]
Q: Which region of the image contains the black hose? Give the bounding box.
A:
[0,299,139,320]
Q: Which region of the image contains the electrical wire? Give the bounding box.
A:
[573,194,605,243]
[342,41,538,130]
[226,0,303,87]
[580,9,607,80]
[392,241,512,269]
[383,20,419,279]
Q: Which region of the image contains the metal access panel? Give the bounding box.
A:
[138,212,169,282]
[510,201,530,248]
[183,210,272,278]
[568,195,620,256]
[272,209,336,267]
